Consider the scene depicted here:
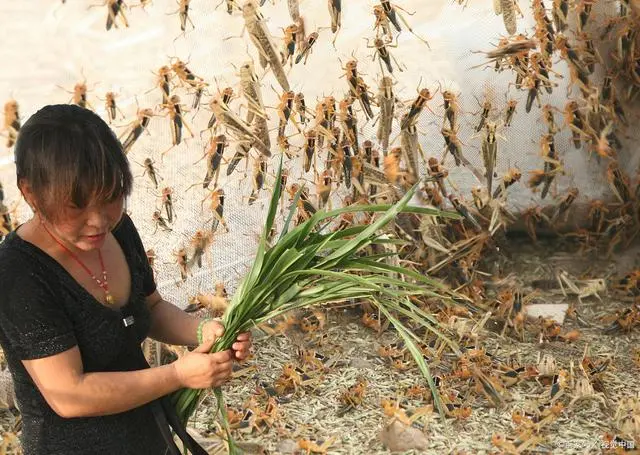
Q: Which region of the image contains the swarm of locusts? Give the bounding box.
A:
[2,0,640,452]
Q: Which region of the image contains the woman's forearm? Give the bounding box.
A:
[62,364,180,418]
[148,299,200,346]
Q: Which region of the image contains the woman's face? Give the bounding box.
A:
[43,196,125,252]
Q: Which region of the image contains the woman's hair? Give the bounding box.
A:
[14,104,133,221]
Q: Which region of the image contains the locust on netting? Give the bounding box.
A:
[551,187,579,224]
[58,72,96,111]
[161,95,195,157]
[253,113,271,153]
[503,98,517,127]
[294,92,307,126]
[400,117,422,184]
[140,157,161,189]
[378,0,430,47]
[168,0,194,33]
[88,0,129,31]
[303,129,318,174]
[366,37,404,74]
[197,135,227,190]
[101,92,125,124]
[342,59,375,120]
[274,89,301,139]
[372,5,393,42]
[238,60,267,125]
[119,107,154,154]
[480,121,500,195]
[239,0,291,91]
[248,155,267,205]
[203,187,229,233]
[152,210,172,233]
[401,85,436,130]
[208,98,271,157]
[160,187,175,223]
[493,168,521,200]
[206,86,235,130]
[281,24,299,66]
[338,96,358,151]
[287,0,300,21]
[227,140,251,177]
[375,76,396,155]
[540,133,559,199]
[316,170,332,209]
[188,230,214,269]
[327,0,342,46]
[295,31,319,65]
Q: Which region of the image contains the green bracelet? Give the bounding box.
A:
[197,318,213,345]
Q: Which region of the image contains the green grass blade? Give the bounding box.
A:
[376,302,447,422]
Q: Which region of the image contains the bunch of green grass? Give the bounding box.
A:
[172,159,462,454]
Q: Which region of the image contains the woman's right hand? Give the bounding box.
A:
[172,339,234,389]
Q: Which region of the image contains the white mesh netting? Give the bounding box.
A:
[0,0,637,305]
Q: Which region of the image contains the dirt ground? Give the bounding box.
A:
[182,235,640,454]
[3,235,638,454]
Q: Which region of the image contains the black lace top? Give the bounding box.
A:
[0,214,170,455]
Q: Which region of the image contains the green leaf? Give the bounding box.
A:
[376,302,447,423]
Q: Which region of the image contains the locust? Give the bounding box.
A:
[338,96,358,151]
[294,92,307,125]
[142,158,160,188]
[328,0,342,44]
[449,194,483,232]
[88,0,129,31]
[442,88,461,130]
[379,0,430,47]
[493,168,521,199]
[208,98,271,156]
[441,127,464,166]
[238,60,267,124]
[188,230,214,269]
[281,24,299,66]
[248,156,267,205]
[275,90,299,139]
[241,1,291,92]
[120,108,153,154]
[303,129,317,174]
[401,87,435,130]
[102,92,124,124]
[287,0,300,21]
[540,133,558,200]
[295,31,319,65]
[551,187,578,224]
[499,0,518,35]
[227,140,251,177]
[204,188,229,233]
[153,210,172,233]
[503,99,517,127]
[563,100,587,149]
[372,5,393,42]
[161,95,195,156]
[400,117,421,183]
[200,135,227,189]
[481,122,499,195]
[367,37,402,74]
[161,187,175,223]
[376,77,395,155]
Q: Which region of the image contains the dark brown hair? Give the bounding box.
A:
[15,104,133,221]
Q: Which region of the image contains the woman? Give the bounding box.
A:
[0,104,251,454]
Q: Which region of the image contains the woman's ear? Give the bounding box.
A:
[17,179,37,212]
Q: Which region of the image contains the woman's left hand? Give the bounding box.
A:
[200,320,252,361]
